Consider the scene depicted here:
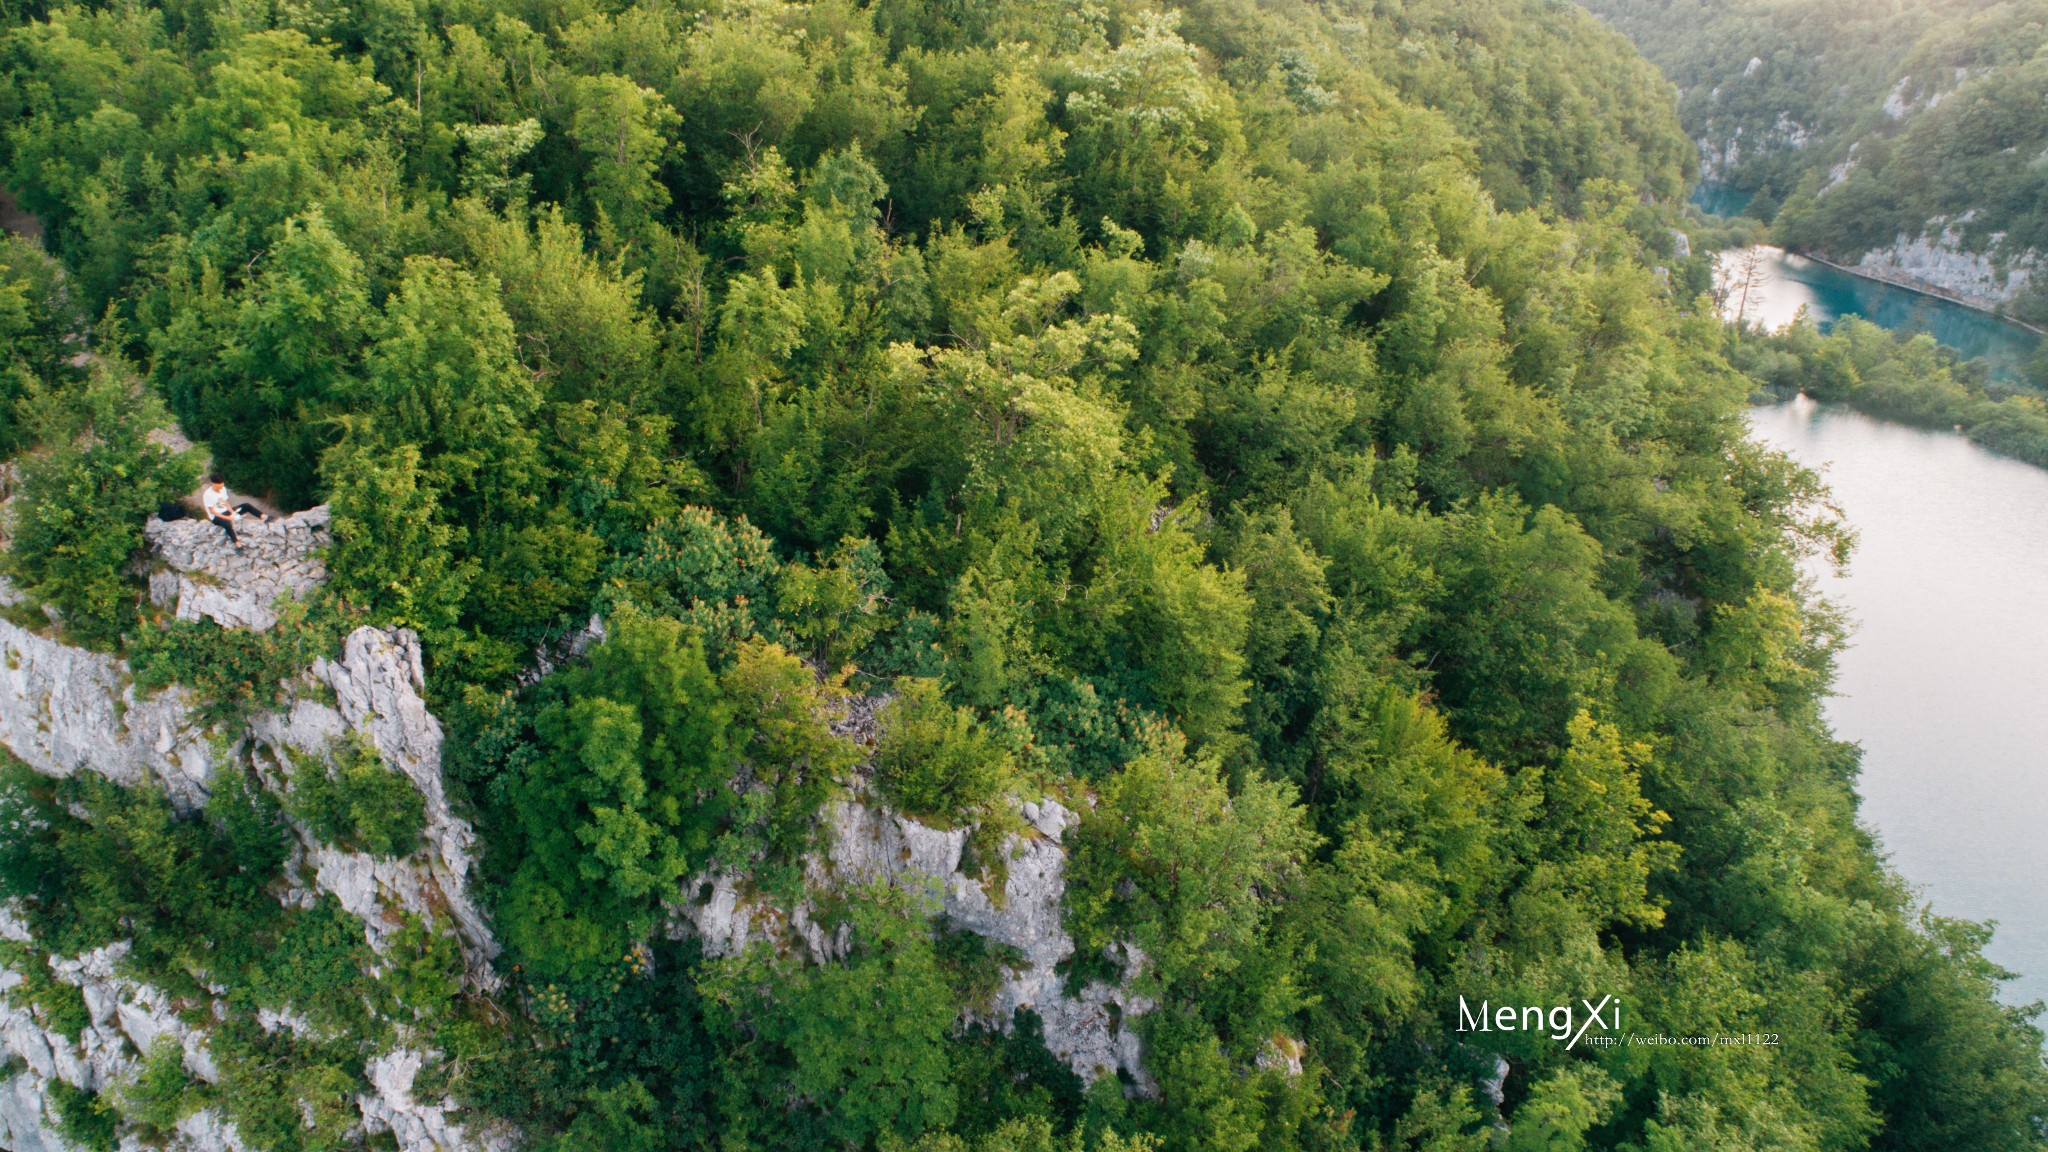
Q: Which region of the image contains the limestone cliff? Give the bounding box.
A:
[1841,220,2041,316]
[677,790,1157,1094]
[0,515,505,1152]
[0,509,1158,1149]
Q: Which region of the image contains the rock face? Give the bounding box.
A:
[0,910,228,1152]
[145,507,331,632]
[0,618,219,810]
[0,501,1168,1141]
[1846,221,2039,313]
[251,628,499,981]
[360,1049,514,1152]
[0,524,503,1151]
[678,790,1157,1093]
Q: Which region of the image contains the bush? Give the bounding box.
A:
[0,943,90,1040]
[117,1036,196,1139]
[285,737,426,858]
[240,895,380,1035]
[873,678,1014,827]
[0,234,83,456]
[0,760,287,981]
[5,366,197,645]
[47,1080,118,1152]
[702,884,961,1147]
[128,599,346,724]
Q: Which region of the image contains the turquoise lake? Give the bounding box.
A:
[1715,245,2042,382]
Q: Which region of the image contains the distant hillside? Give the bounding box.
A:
[1582,0,2048,322]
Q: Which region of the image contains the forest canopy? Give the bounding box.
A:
[0,0,2043,1150]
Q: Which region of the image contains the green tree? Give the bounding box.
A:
[498,609,733,980]
[569,74,681,232]
[872,677,1014,826]
[704,884,960,1147]
[322,437,469,635]
[7,365,197,644]
[285,736,426,858]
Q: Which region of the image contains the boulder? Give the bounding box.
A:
[144,506,331,632]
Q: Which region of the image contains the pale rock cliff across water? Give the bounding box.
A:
[1846,220,2040,314]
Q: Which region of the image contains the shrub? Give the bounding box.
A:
[241,895,379,1034]
[602,506,784,663]
[128,599,346,724]
[702,884,960,1147]
[873,678,1014,827]
[0,944,90,1040]
[720,641,861,892]
[48,1080,118,1152]
[116,1035,196,1139]
[286,737,426,858]
[5,366,197,646]
[0,760,286,980]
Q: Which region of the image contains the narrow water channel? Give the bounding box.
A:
[1748,396,2048,1007]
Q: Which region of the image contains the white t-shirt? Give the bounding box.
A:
[202,485,233,518]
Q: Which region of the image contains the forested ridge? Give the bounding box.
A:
[0,0,2043,1150]
[1581,0,2048,321]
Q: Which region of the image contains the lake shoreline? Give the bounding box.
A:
[1796,249,2047,338]
[1715,245,2041,384]
[1749,398,2048,1010]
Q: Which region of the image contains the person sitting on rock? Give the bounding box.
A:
[202,474,269,548]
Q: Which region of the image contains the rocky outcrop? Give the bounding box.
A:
[145,506,330,632]
[1694,114,1811,183]
[251,628,499,982]
[0,610,499,990]
[0,908,227,1152]
[359,1049,514,1152]
[0,1072,62,1152]
[677,791,1157,1092]
[0,618,219,810]
[1845,221,2040,314]
[0,520,504,1151]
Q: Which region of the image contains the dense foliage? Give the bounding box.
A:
[1582,0,2048,321]
[0,0,2042,1150]
[1738,316,2048,468]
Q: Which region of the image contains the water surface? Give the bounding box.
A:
[1718,246,2041,382]
[1749,396,2048,1007]
[1689,180,1754,218]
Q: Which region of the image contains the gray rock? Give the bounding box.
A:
[675,789,1157,1092]
[0,914,220,1097]
[1851,223,2038,311]
[0,618,219,810]
[0,1071,70,1152]
[0,520,506,1147]
[360,1048,516,1152]
[145,506,330,632]
[169,1109,254,1152]
[253,626,500,987]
